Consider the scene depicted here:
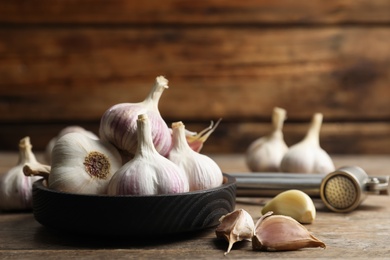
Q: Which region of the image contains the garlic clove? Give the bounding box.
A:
[48,132,122,195]
[184,118,222,153]
[246,107,289,172]
[45,125,98,164]
[107,114,189,196]
[253,211,326,251]
[261,189,316,224]
[168,121,223,191]
[280,113,335,174]
[215,209,254,255]
[99,76,172,158]
[0,137,43,211]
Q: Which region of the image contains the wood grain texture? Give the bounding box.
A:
[0,0,389,24]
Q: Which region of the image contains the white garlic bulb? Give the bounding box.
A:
[107,114,189,195]
[45,125,98,164]
[0,137,43,211]
[99,76,172,158]
[49,132,122,194]
[169,121,223,191]
[246,107,288,172]
[280,113,335,174]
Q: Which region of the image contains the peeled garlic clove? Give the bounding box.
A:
[45,125,98,164]
[0,137,42,211]
[49,132,122,195]
[253,211,326,251]
[280,113,335,174]
[107,114,189,195]
[99,76,172,158]
[246,107,288,172]
[215,209,254,255]
[261,190,316,224]
[169,121,223,191]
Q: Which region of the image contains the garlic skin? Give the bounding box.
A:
[107,114,189,196]
[168,121,223,191]
[45,125,98,164]
[253,211,326,251]
[49,132,122,194]
[99,76,172,158]
[246,107,288,172]
[261,190,316,224]
[183,119,222,153]
[280,113,335,174]
[0,137,42,211]
[215,209,254,255]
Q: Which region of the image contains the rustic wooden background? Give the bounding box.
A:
[0,1,389,154]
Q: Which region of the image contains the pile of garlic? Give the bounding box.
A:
[246,107,335,174]
[1,76,223,205]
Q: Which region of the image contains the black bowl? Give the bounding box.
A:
[32,174,236,237]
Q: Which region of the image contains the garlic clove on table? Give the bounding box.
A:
[107,114,189,196]
[261,189,316,224]
[0,137,43,211]
[169,121,223,191]
[215,209,255,255]
[246,107,289,172]
[252,211,326,251]
[48,132,122,195]
[99,76,172,158]
[280,113,335,174]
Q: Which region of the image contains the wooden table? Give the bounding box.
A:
[1,153,389,259]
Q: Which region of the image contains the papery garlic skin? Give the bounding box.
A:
[169,121,223,191]
[261,189,316,224]
[246,107,288,172]
[99,76,172,158]
[253,211,326,251]
[45,125,98,164]
[0,137,42,211]
[280,113,335,174]
[49,132,122,195]
[107,114,189,196]
[215,209,254,255]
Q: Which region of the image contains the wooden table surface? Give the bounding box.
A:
[1,152,389,259]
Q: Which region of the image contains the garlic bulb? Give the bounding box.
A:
[45,125,98,164]
[0,137,43,211]
[280,113,335,174]
[246,107,288,172]
[99,76,172,158]
[215,209,254,255]
[168,121,223,191]
[107,114,189,195]
[48,132,122,194]
[252,211,326,251]
[261,190,316,224]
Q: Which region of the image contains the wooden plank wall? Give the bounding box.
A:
[0,1,389,154]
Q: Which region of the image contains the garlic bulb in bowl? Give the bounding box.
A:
[48,133,122,194]
[169,121,223,191]
[107,114,189,196]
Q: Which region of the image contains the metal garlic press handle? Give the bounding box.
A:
[229,166,390,213]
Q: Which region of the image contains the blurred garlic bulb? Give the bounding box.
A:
[45,125,98,164]
[246,107,288,172]
[99,76,172,158]
[280,113,335,174]
[47,133,122,194]
[215,209,254,255]
[0,137,44,211]
[107,114,189,195]
[261,190,316,224]
[169,121,223,191]
[252,211,326,251]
